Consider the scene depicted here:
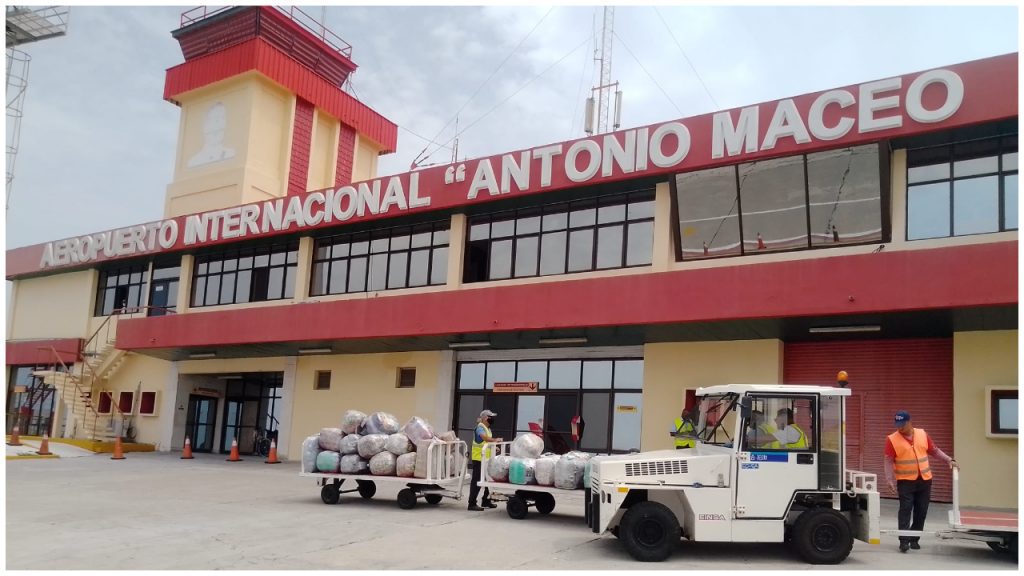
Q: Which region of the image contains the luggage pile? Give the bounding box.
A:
[488,432,596,489]
[302,410,463,480]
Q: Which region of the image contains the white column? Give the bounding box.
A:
[158,362,179,452]
[278,356,298,459]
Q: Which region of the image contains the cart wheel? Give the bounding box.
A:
[397,488,418,510]
[792,507,853,565]
[619,501,679,562]
[535,493,556,515]
[424,494,443,505]
[987,541,1011,554]
[507,496,529,520]
[357,480,376,499]
[321,484,340,505]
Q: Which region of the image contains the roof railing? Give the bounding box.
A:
[178,5,352,59]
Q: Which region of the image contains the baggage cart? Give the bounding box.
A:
[300,439,469,510]
[882,468,1018,558]
[477,440,588,520]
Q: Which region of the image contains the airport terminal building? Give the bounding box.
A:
[5,7,1017,508]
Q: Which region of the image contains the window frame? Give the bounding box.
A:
[396,367,417,389]
[309,220,450,296]
[190,240,299,308]
[138,391,159,417]
[464,189,655,283]
[987,386,1018,438]
[905,134,1018,241]
[94,263,150,317]
[314,371,332,391]
[671,142,890,261]
[739,394,818,453]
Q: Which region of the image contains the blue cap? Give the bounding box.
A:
[894,410,911,425]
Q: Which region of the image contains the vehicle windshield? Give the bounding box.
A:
[696,393,739,447]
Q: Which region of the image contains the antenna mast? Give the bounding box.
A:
[584,6,622,135]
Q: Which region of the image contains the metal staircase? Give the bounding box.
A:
[33,315,131,441]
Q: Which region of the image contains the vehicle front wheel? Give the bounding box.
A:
[424,494,443,505]
[792,508,853,565]
[619,501,680,562]
[321,484,340,505]
[535,493,556,515]
[397,488,418,510]
[507,496,529,520]
[357,480,376,499]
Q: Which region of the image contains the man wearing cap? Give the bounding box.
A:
[468,410,503,511]
[885,410,958,552]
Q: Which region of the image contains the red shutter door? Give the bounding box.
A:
[783,339,953,502]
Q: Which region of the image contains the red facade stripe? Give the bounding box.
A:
[114,241,1017,350]
[336,123,356,186]
[288,99,315,196]
[164,38,397,152]
[6,338,82,366]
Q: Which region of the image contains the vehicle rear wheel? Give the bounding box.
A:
[535,493,556,515]
[792,508,853,565]
[424,494,443,505]
[507,496,529,520]
[619,501,680,562]
[397,488,418,510]
[987,541,1010,553]
[320,484,340,505]
[357,480,376,499]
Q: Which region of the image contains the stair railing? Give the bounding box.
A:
[42,345,132,442]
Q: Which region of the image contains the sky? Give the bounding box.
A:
[3,3,1019,251]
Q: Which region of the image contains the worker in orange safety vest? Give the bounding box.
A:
[884,410,958,553]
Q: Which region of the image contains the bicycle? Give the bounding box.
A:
[253,427,278,457]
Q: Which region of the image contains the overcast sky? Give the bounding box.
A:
[4,4,1018,251]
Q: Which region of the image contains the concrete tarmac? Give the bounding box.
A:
[5,452,1017,570]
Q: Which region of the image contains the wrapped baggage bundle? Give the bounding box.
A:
[318,427,345,452]
[487,454,512,482]
[339,454,369,474]
[369,451,398,476]
[357,434,388,459]
[402,416,435,443]
[414,438,445,479]
[385,432,415,455]
[339,433,361,455]
[396,452,417,477]
[361,411,401,436]
[315,450,341,473]
[510,433,544,459]
[341,410,366,435]
[301,434,322,473]
[436,430,458,442]
[584,455,607,488]
[534,454,559,486]
[553,452,591,489]
[509,457,537,485]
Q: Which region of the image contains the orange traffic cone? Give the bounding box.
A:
[264,439,281,464]
[181,436,194,459]
[37,432,52,456]
[225,437,242,462]
[7,425,22,446]
[110,436,126,460]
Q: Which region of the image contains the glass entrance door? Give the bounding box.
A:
[186,395,217,452]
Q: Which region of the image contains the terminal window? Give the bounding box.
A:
[94,264,149,316]
[191,240,299,307]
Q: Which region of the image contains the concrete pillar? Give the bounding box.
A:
[177,255,194,313]
[278,356,298,459]
[158,361,179,452]
[447,214,466,288]
[652,181,675,272]
[294,237,314,302]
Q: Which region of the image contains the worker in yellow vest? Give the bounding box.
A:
[768,408,808,449]
[746,410,777,448]
[468,409,503,512]
[884,410,957,553]
[670,407,697,449]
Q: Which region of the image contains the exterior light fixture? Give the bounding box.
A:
[448,341,491,349]
[808,325,881,334]
[188,352,217,359]
[538,337,588,345]
[298,348,333,354]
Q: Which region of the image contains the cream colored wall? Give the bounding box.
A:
[102,353,175,449]
[651,181,674,272]
[177,357,288,375]
[287,351,445,459]
[352,135,381,183]
[164,74,294,218]
[642,340,783,450]
[8,270,96,340]
[953,330,1018,509]
[307,109,339,192]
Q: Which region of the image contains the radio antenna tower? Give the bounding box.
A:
[583,6,622,135]
[6,5,70,213]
